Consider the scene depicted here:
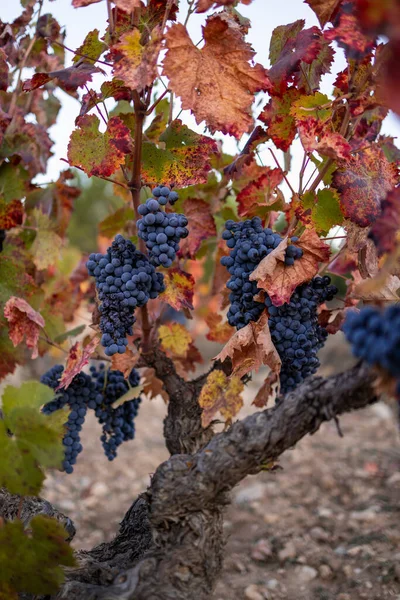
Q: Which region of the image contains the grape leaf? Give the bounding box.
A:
[332,145,398,227]
[111,347,139,378]
[163,15,269,138]
[252,372,280,408]
[259,88,301,152]
[56,336,100,390]
[196,0,252,12]
[0,382,65,495]
[301,187,344,235]
[298,120,351,160]
[0,48,8,92]
[0,199,24,229]
[325,0,375,59]
[205,312,232,344]
[304,0,342,27]
[250,230,331,306]
[141,367,169,403]
[28,208,63,270]
[161,268,195,311]
[159,323,192,357]
[4,297,44,359]
[236,167,284,217]
[214,312,281,379]
[54,324,86,344]
[0,516,75,597]
[98,206,135,238]
[68,114,132,177]
[141,120,218,186]
[72,0,102,8]
[369,187,400,256]
[198,370,244,427]
[23,61,101,93]
[72,28,106,64]
[111,28,162,92]
[178,198,216,258]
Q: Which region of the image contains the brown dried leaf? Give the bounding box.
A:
[4,297,45,359]
[56,336,100,390]
[205,312,232,344]
[111,347,139,378]
[141,367,169,403]
[252,372,280,408]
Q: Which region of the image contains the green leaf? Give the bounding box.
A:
[31,230,63,270]
[98,205,135,238]
[0,162,29,203]
[290,91,332,122]
[72,29,106,64]
[111,384,143,408]
[54,324,86,343]
[0,516,75,597]
[0,382,65,495]
[313,188,343,234]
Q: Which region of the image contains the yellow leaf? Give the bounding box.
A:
[198,370,244,428]
[159,323,192,357]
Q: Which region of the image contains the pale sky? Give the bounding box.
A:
[3,0,400,193]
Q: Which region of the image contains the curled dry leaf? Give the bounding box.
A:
[4,297,45,359]
[214,312,281,379]
[141,367,169,403]
[111,347,139,378]
[205,312,232,344]
[250,229,331,306]
[56,336,100,390]
[252,371,280,408]
[198,370,244,428]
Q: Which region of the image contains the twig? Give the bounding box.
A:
[183,0,196,27]
[84,85,108,127]
[52,40,112,67]
[268,148,296,197]
[146,88,170,115]
[60,159,129,189]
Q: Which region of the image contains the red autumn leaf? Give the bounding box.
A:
[369,187,400,256]
[72,0,102,7]
[259,88,301,152]
[67,114,132,178]
[56,336,100,390]
[214,312,281,379]
[325,0,375,60]
[250,230,331,306]
[179,198,216,258]
[268,22,322,93]
[297,119,351,159]
[205,312,232,344]
[113,0,141,10]
[162,15,269,138]
[196,0,252,12]
[332,145,398,227]
[318,307,347,334]
[236,167,284,217]
[252,371,280,408]
[161,268,195,311]
[23,61,100,93]
[4,297,45,360]
[111,27,162,92]
[355,0,400,37]
[304,0,342,27]
[0,199,24,229]
[0,48,9,92]
[377,40,400,117]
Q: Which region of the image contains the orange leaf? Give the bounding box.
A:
[161,268,195,311]
[250,229,331,306]
[205,312,232,344]
[111,347,139,378]
[56,336,100,390]
[4,297,45,359]
[141,367,169,403]
[179,198,216,258]
[252,372,280,408]
[163,15,269,139]
[214,312,281,379]
[111,28,162,92]
[198,370,244,428]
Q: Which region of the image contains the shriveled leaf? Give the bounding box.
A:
[159,323,192,357]
[163,16,269,138]
[259,88,300,152]
[354,273,400,302]
[252,372,280,408]
[332,145,398,227]
[214,312,281,379]
[205,312,232,344]
[112,28,162,92]
[196,0,252,12]
[142,119,218,186]
[304,0,342,27]
[141,367,169,403]
[369,187,400,256]
[4,297,44,359]
[179,198,216,258]
[161,268,195,311]
[0,516,75,597]
[198,370,243,427]
[72,29,106,64]
[325,0,375,60]
[98,206,135,238]
[68,115,132,177]
[318,307,347,335]
[250,229,331,306]
[23,61,100,93]
[111,347,139,378]
[56,336,100,390]
[237,167,284,217]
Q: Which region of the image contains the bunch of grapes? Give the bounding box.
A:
[221,218,303,329]
[90,364,141,460]
[86,234,165,356]
[41,365,99,474]
[42,364,142,473]
[343,305,400,395]
[267,276,338,393]
[137,186,188,268]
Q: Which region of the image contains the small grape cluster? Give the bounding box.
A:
[90,364,141,460]
[137,186,188,268]
[41,364,142,473]
[86,234,165,356]
[267,276,338,393]
[343,305,400,395]
[221,218,303,329]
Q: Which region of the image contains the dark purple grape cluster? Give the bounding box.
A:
[267,276,338,394]
[137,190,188,268]
[86,234,165,356]
[41,364,142,472]
[343,305,400,395]
[90,364,141,460]
[221,218,303,329]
